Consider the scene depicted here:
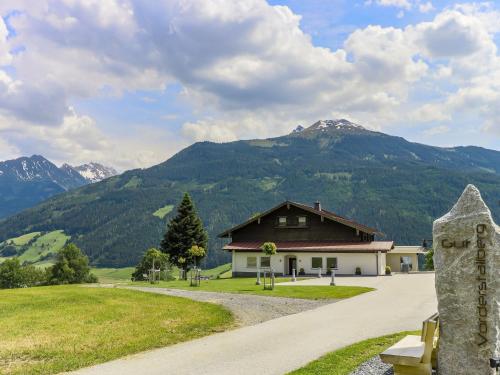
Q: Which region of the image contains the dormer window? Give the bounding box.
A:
[298,216,307,226]
[278,216,287,227]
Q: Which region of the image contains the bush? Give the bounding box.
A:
[298,268,305,276]
[425,248,434,270]
[0,258,25,288]
[85,273,99,283]
[355,267,362,275]
[0,258,47,289]
[385,266,392,275]
[47,243,96,285]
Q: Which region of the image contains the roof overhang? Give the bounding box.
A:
[388,246,425,254]
[223,241,394,253]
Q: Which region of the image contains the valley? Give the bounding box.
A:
[1,120,500,268]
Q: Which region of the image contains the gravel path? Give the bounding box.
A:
[125,286,333,326]
[349,356,393,375]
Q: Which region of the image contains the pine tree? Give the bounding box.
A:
[160,193,208,278]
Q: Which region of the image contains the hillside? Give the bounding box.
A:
[0,230,70,266]
[0,155,117,219]
[1,119,499,268]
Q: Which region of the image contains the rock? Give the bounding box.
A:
[433,184,500,375]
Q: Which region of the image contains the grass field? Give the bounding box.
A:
[0,285,233,375]
[0,230,70,266]
[131,277,373,300]
[152,204,174,219]
[17,230,70,264]
[200,263,231,278]
[91,263,232,283]
[91,267,135,283]
[288,330,420,375]
[8,232,41,246]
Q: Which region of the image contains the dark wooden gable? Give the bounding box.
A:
[222,202,374,242]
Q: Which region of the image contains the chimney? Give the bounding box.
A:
[314,201,321,211]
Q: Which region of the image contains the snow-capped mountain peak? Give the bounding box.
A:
[290,119,369,137]
[0,155,87,189]
[311,119,366,131]
[72,162,117,183]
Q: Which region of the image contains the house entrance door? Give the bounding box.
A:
[288,258,297,275]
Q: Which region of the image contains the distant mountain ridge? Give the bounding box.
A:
[61,162,117,183]
[0,119,499,268]
[72,163,118,183]
[0,155,116,219]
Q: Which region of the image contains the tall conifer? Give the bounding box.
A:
[160,193,208,277]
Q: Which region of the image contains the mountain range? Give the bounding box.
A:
[0,155,117,219]
[0,119,499,268]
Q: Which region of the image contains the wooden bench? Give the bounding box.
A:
[380,313,439,375]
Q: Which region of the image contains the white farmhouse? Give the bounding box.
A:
[219,201,423,276]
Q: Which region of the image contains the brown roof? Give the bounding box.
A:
[223,241,394,253]
[218,200,380,238]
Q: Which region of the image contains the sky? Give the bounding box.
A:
[0,0,499,171]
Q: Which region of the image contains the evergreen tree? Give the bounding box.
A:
[161,193,208,278]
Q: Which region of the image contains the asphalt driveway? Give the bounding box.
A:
[69,273,436,375]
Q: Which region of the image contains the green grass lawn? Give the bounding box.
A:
[200,263,231,278]
[90,263,233,284]
[90,267,135,283]
[0,285,233,375]
[288,330,420,375]
[131,277,373,300]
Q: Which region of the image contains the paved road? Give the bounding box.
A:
[69,273,436,375]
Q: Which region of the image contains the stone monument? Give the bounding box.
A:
[433,184,500,374]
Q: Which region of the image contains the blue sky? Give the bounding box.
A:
[0,0,499,169]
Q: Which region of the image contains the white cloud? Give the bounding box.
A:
[419,2,434,13]
[0,138,20,160]
[423,125,450,136]
[367,0,412,10]
[410,104,451,123]
[0,0,499,167]
[413,10,493,59]
[0,18,12,65]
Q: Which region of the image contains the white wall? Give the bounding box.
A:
[233,252,380,276]
[378,251,387,275]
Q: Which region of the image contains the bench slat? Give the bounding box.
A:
[380,335,425,366]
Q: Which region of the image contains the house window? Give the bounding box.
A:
[247,257,257,268]
[311,257,323,269]
[261,257,271,268]
[326,257,338,270]
[278,216,287,227]
[298,216,307,226]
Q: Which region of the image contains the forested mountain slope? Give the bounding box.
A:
[1,120,499,267]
